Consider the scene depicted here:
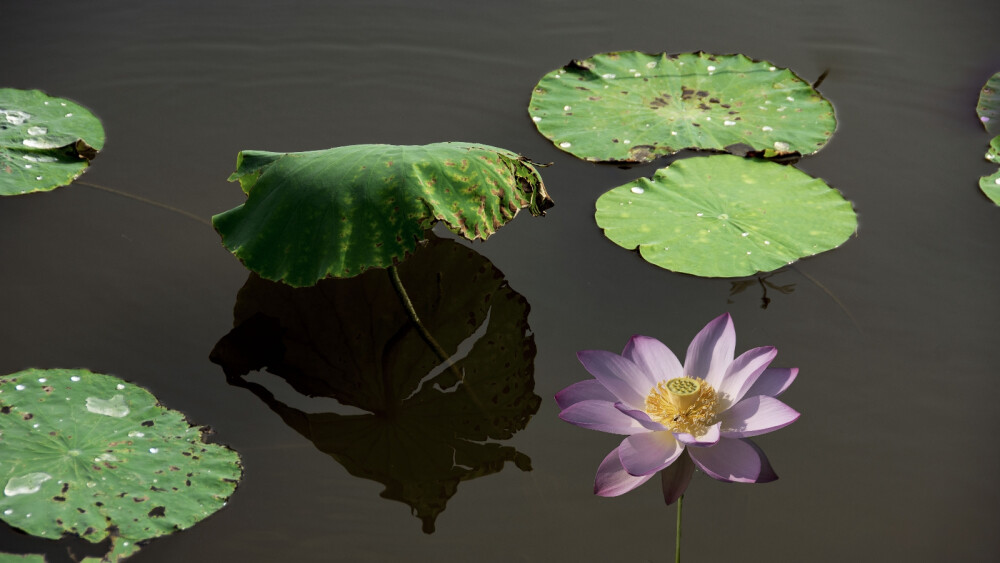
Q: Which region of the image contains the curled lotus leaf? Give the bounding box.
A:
[978,72,1000,135]
[213,142,552,286]
[528,51,836,162]
[595,154,857,277]
[0,369,242,562]
[0,89,105,196]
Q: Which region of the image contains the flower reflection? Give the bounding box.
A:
[556,313,798,504]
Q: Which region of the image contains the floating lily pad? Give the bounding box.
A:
[0,555,45,562]
[986,135,999,163]
[980,169,1000,205]
[528,51,835,162]
[213,142,552,286]
[978,72,1000,135]
[0,89,105,196]
[595,155,857,277]
[211,234,539,532]
[0,369,241,561]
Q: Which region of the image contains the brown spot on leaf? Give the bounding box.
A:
[628,145,658,161]
[649,95,671,109]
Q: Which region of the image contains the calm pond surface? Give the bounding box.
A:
[2,1,999,561]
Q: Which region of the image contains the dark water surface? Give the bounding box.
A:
[2,1,999,561]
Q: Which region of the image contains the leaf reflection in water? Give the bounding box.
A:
[210,233,540,533]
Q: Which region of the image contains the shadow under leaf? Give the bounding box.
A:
[210,233,540,533]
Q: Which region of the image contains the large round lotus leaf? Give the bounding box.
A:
[595,155,857,277]
[0,89,105,196]
[213,142,552,286]
[529,51,836,162]
[980,169,1000,205]
[978,72,1000,135]
[0,369,241,561]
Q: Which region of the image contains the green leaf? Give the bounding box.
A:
[213,143,552,286]
[0,555,46,562]
[595,155,857,277]
[986,135,999,163]
[0,369,242,561]
[0,89,105,196]
[211,234,539,533]
[529,51,836,162]
[978,72,1000,135]
[980,168,1000,205]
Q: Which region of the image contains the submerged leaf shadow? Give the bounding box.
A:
[210,233,540,533]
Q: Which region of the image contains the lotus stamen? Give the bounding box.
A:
[645,377,718,436]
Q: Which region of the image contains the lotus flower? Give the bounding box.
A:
[556,313,799,504]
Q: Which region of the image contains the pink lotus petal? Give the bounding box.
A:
[716,346,777,408]
[622,335,683,384]
[743,367,798,398]
[719,395,800,438]
[595,446,656,496]
[555,379,617,409]
[684,313,736,388]
[614,402,668,431]
[674,421,721,447]
[559,400,648,435]
[660,451,695,505]
[688,437,778,483]
[562,315,796,500]
[619,431,684,476]
[576,350,649,409]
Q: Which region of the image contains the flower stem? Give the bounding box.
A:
[675,494,683,563]
[387,264,462,380]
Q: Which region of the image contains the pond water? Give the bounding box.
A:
[2,0,999,561]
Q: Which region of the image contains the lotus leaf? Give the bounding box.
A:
[978,72,1000,135]
[0,89,105,196]
[980,169,1000,205]
[595,155,857,277]
[211,234,539,532]
[528,51,835,162]
[213,143,552,286]
[0,369,241,561]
